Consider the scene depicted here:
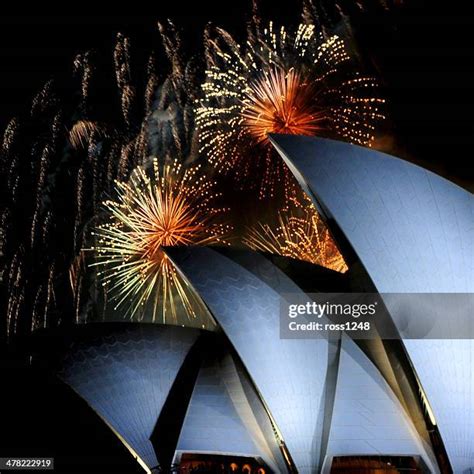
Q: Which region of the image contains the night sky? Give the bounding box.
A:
[0,3,473,190]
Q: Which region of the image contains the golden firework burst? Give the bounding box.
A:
[243,68,324,143]
[197,22,385,198]
[244,199,347,273]
[91,157,231,325]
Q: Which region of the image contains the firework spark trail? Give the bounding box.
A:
[31,81,57,117]
[69,252,85,324]
[1,118,19,161]
[114,33,136,126]
[6,250,22,336]
[31,284,43,332]
[145,55,159,115]
[158,20,185,87]
[69,120,104,150]
[198,21,385,199]
[30,143,51,247]
[244,199,347,273]
[73,51,94,112]
[44,263,55,327]
[90,157,230,326]
[73,165,86,253]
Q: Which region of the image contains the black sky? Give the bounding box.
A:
[0,3,473,189]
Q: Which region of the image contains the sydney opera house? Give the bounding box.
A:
[52,136,473,473]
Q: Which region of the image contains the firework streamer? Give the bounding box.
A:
[0,118,19,164]
[114,33,136,127]
[31,284,43,332]
[244,199,347,273]
[30,143,52,248]
[198,21,385,199]
[158,20,185,89]
[68,120,105,150]
[6,250,22,336]
[31,80,57,118]
[44,263,55,327]
[145,55,159,115]
[91,158,231,326]
[41,209,53,246]
[73,50,94,113]
[73,165,86,253]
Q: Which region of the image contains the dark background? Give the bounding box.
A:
[0,2,473,191]
[0,3,473,473]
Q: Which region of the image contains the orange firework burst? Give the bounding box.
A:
[198,22,385,198]
[243,199,347,273]
[243,68,324,144]
[91,158,230,326]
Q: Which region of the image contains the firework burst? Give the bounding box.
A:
[197,22,385,198]
[243,68,325,143]
[244,199,347,273]
[91,158,230,326]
